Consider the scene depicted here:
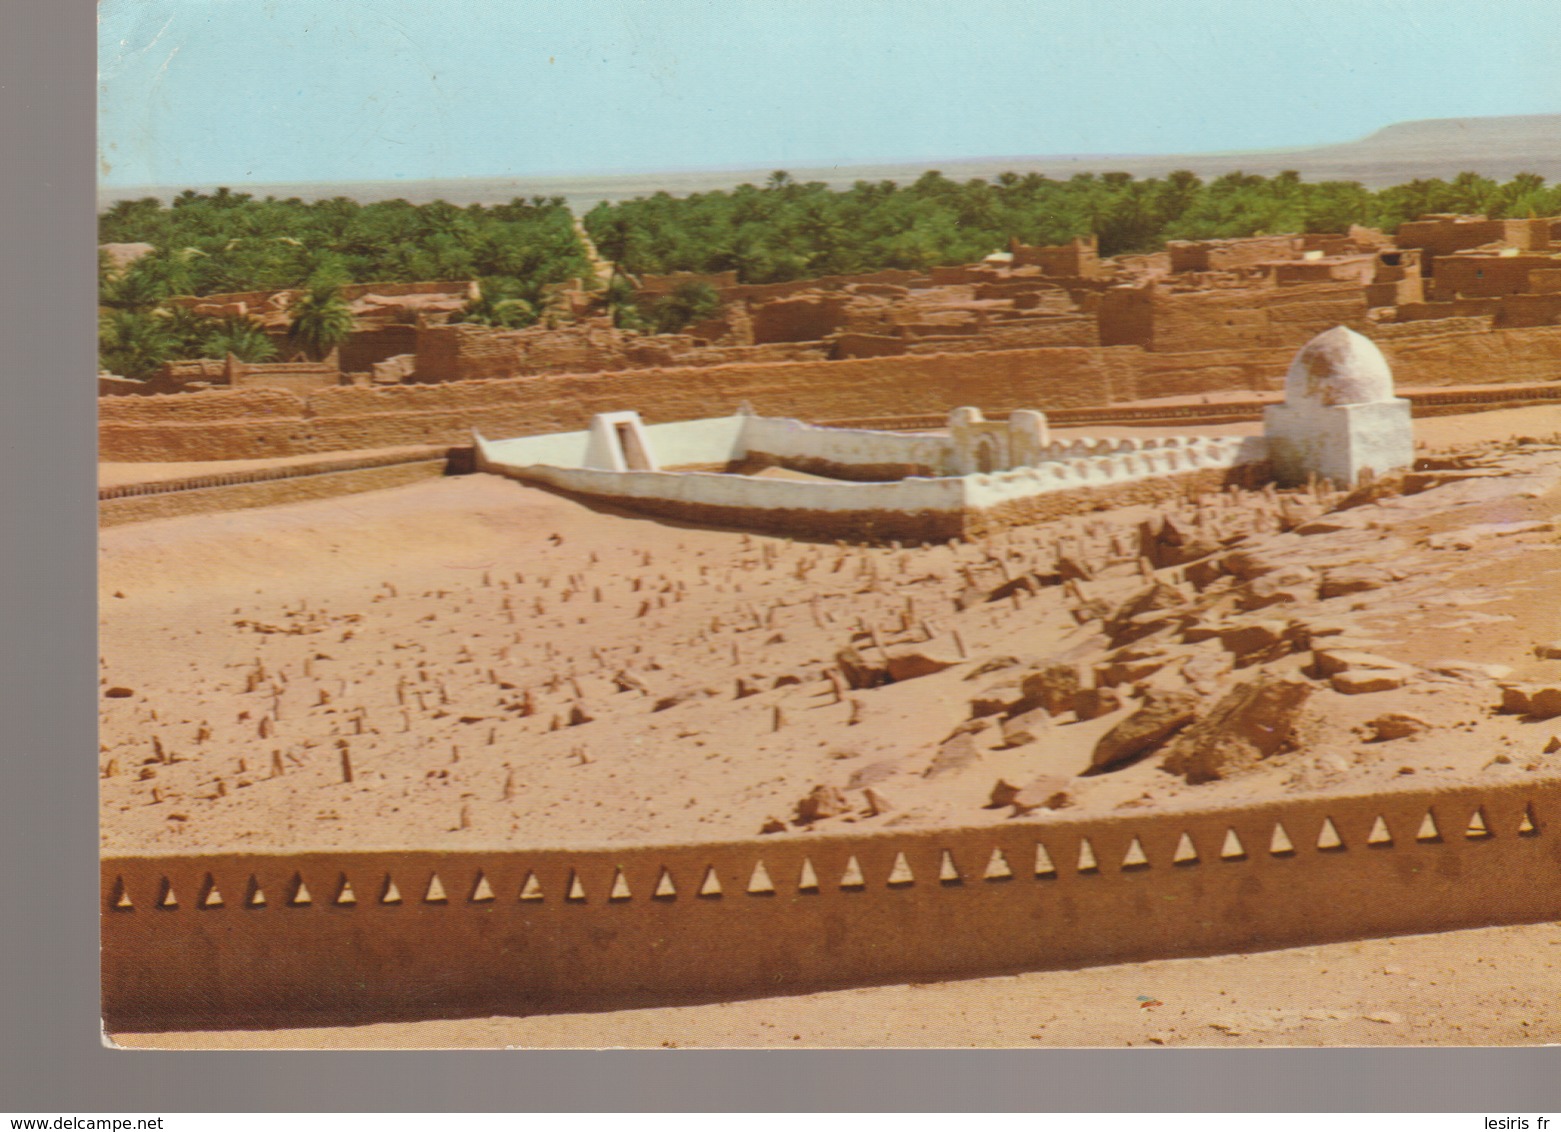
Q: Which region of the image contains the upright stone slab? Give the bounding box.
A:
[1263,326,1412,488]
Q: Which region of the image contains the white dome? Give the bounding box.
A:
[1284,326,1394,407]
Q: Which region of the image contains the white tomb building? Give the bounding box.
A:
[1263,326,1414,488]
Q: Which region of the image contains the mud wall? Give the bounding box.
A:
[98,326,1561,463]
[101,777,1561,1030]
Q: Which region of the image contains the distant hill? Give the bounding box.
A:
[99,113,1561,214]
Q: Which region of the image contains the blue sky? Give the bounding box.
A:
[98,0,1561,188]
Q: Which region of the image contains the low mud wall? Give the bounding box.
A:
[101,777,1561,1030]
[98,451,453,527]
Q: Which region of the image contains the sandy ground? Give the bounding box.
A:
[98,406,1561,1046]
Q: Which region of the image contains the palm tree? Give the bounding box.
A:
[202,316,278,362]
[99,310,176,379]
[286,278,354,360]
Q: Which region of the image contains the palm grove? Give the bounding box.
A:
[100,171,1561,378]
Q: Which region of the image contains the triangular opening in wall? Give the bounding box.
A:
[1220,829,1246,861]
[652,868,676,900]
[423,874,448,903]
[839,856,866,889]
[1172,832,1199,866]
[157,878,178,910]
[1077,838,1099,874]
[698,866,723,898]
[887,852,915,887]
[798,859,820,893]
[983,848,1013,881]
[939,850,963,885]
[1367,816,1393,847]
[747,860,775,896]
[110,877,133,911]
[380,876,402,905]
[1121,838,1149,870]
[246,877,268,908]
[1466,808,1491,839]
[199,875,224,909]
[1316,818,1345,851]
[1518,804,1540,837]
[470,873,496,903]
[287,875,312,906]
[520,872,544,901]
[1270,823,1296,856]
[607,869,631,902]
[1416,811,1442,843]
[1035,843,1057,878]
[566,871,587,902]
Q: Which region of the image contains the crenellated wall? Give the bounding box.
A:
[101,776,1561,1030]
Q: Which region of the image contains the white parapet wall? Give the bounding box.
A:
[738,415,952,478]
[474,414,1270,542]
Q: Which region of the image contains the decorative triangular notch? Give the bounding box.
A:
[1220,829,1246,860]
[1317,817,1344,851]
[984,847,1013,881]
[199,875,224,909]
[1122,838,1149,870]
[607,869,631,902]
[887,852,915,886]
[520,872,544,901]
[839,856,866,889]
[1270,823,1295,856]
[424,873,448,903]
[1077,838,1099,873]
[328,876,354,906]
[1416,811,1442,842]
[798,858,820,893]
[1034,843,1056,878]
[157,878,179,910]
[1465,808,1491,839]
[1172,832,1199,866]
[380,876,402,904]
[566,871,587,902]
[1518,804,1539,837]
[470,873,496,903]
[1367,816,1393,847]
[110,877,133,911]
[287,874,312,906]
[246,876,268,908]
[698,865,723,898]
[939,849,962,885]
[747,861,775,895]
[652,868,676,900]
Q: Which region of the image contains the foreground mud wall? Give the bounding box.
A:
[98,326,1561,463]
[102,777,1561,1030]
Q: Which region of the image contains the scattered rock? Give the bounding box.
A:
[1364,712,1430,742]
[925,730,984,778]
[1162,675,1313,784]
[1332,670,1410,695]
[962,656,1024,680]
[861,788,892,817]
[1318,565,1396,599]
[999,706,1051,749]
[1496,685,1561,718]
[651,686,718,712]
[1428,659,1513,683]
[1216,619,1290,665]
[1427,520,1553,551]
[1535,642,1561,660]
[835,646,890,690]
[1088,689,1201,773]
[1544,735,1560,754]
[1073,686,1122,721]
[794,785,850,825]
[104,687,135,699]
[759,817,787,835]
[987,778,1022,808]
[1015,662,1083,715]
[884,647,962,682]
[1313,648,1411,680]
[1009,775,1075,815]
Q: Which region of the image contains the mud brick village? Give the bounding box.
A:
[97,178,1561,1047]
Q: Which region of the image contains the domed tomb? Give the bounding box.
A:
[1263,326,1413,488]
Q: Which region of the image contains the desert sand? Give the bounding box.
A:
[99,406,1561,1046]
